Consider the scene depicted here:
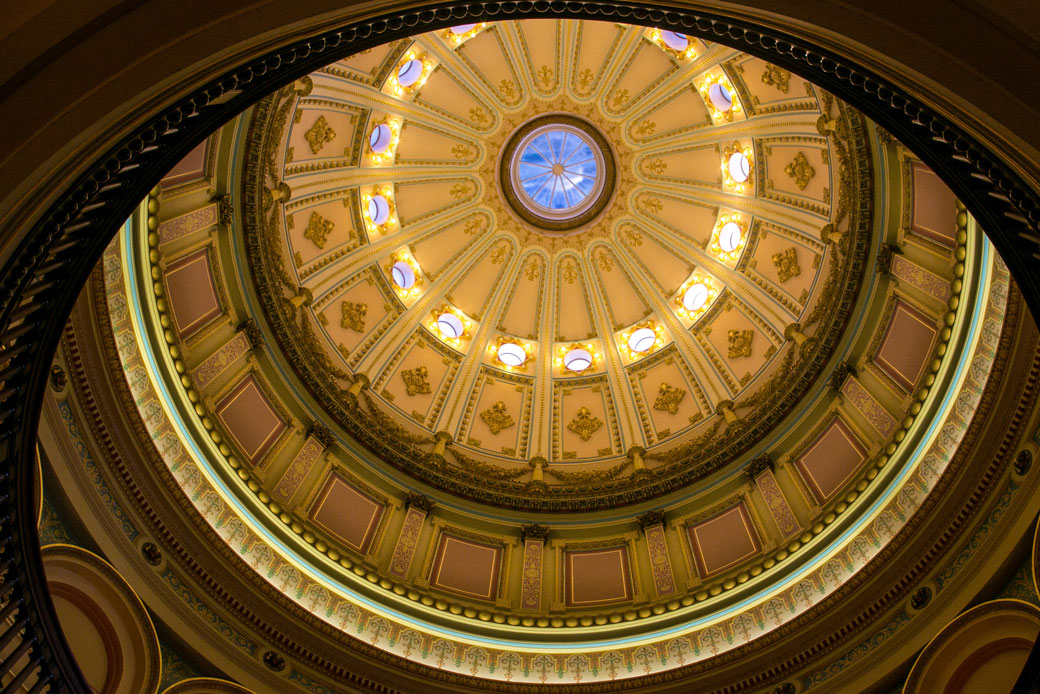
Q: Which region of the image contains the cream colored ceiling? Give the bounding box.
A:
[255,21,858,504]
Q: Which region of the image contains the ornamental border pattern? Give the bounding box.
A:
[56,230,1034,688]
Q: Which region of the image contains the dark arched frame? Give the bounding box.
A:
[2,3,1039,691]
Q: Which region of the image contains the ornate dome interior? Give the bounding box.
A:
[30,13,1040,694]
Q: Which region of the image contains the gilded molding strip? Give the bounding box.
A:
[389,506,427,578]
[842,375,897,437]
[643,524,677,597]
[891,255,951,303]
[520,537,544,610]
[753,469,799,538]
[191,332,249,390]
[273,435,325,503]
[158,204,218,245]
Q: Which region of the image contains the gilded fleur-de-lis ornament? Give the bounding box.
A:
[653,383,686,415]
[771,247,801,282]
[401,366,432,395]
[727,329,754,358]
[340,301,367,332]
[567,407,603,441]
[480,401,515,435]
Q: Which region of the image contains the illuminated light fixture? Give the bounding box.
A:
[722,142,754,194]
[367,195,390,225]
[386,51,433,96]
[386,252,423,297]
[397,59,424,87]
[369,125,392,153]
[682,283,710,312]
[563,348,593,372]
[620,322,665,360]
[554,343,600,373]
[628,327,657,353]
[698,73,742,122]
[390,261,415,289]
[446,22,486,44]
[662,31,689,52]
[368,119,401,164]
[437,312,464,339]
[649,28,697,59]
[363,189,396,233]
[710,213,747,264]
[719,221,743,252]
[676,274,720,320]
[707,83,734,112]
[495,341,529,369]
[728,152,751,183]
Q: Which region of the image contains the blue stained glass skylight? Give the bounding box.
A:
[516,129,599,211]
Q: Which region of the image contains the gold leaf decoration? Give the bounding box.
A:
[761,64,791,93]
[537,65,554,87]
[785,152,816,191]
[451,144,473,160]
[480,401,515,435]
[469,106,490,125]
[340,301,368,332]
[498,79,517,98]
[611,88,630,107]
[524,259,540,281]
[576,68,594,89]
[653,383,686,415]
[771,247,801,282]
[645,158,667,174]
[489,246,507,264]
[304,115,336,154]
[449,183,471,199]
[567,407,603,441]
[304,212,334,249]
[401,366,432,396]
[561,260,578,284]
[727,329,754,358]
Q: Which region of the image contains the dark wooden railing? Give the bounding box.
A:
[0,3,1039,692]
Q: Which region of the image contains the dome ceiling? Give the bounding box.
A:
[242,20,871,510]
[98,15,1000,688]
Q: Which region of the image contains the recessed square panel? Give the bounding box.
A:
[161,139,209,188]
[910,161,957,248]
[565,547,632,607]
[215,374,286,465]
[308,474,384,554]
[163,248,223,339]
[874,299,938,392]
[687,503,761,577]
[795,417,868,503]
[429,534,502,601]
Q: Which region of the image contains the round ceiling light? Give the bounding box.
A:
[397,59,424,88]
[661,31,689,52]
[562,348,593,372]
[728,152,751,183]
[450,24,477,34]
[707,83,734,112]
[719,222,743,253]
[367,195,391,225]
[369,124,392,154]
[437,312,464,339]
[496,342,527,367]
[390,261,415,289]
[682,283,710,312]
[627,327,657,353]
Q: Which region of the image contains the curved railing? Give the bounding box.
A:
[1,4,1039,692]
